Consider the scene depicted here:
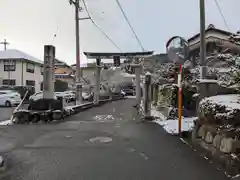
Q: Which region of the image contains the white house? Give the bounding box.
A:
[0,49,43,92]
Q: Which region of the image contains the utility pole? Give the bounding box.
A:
[1,39,10,86]
[200,0,207,80]
[69,0,83,105]
[0,39,10,51]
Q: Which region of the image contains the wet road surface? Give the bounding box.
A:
[0,99,228,180]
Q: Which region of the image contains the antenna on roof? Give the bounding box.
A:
[0,39,10,51]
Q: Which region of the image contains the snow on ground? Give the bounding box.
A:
[152,108,197,135]
[126,96,136,99]
[151,108,166,121]
[0,120,13,126]
[93,115,115,122]
[154,117,197,135]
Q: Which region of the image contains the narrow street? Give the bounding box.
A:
[0,99,227,180]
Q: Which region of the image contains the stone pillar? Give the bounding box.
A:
[153,84,158,106]
[144,72,152,117]
[43,45,55,99]
[75,83,82,105]
[94,58,101,104]
[113,55,120,67]
[135,59,141,105]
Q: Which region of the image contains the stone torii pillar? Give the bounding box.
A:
[43,45,55,99]
[144,72,152,117]
[131,57,142,105]
[94,57,102,104]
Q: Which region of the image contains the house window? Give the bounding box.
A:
[2,79,16,86]
[26,80,35,86]
[4,60,16,71]
[26,62,35,73]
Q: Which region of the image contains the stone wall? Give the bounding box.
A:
[192,94,240,176]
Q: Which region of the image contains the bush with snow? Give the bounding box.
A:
[198,95,240,126]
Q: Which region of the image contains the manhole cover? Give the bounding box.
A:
[89,137,112,143]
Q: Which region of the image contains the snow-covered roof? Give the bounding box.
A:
[0,49,43,64]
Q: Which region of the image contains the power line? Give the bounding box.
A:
[52,4,66,44]
[82,0,122,52]
[214,0,230,31]
[115,0,144,52]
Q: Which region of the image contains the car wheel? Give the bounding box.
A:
[5,101,12,107]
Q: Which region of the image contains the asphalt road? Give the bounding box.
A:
[0,107,15,122]
[0,99,228,180]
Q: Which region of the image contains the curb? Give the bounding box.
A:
[9,96,126,124]
[66,96,126,115]
[182,138,240,179]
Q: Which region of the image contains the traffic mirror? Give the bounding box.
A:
[166,36,189,65]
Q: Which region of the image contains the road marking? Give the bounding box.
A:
[127,148,136,153]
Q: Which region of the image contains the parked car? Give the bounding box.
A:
[0,85,35,99]
[55,92,72,102]
[122,89,136,96]
[110,90,126,98]
[0,90,22,107]
[82,92,93,101]
[29,91,57,102]
[64,91,76,101]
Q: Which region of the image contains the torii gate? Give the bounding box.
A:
[83,51,154,105]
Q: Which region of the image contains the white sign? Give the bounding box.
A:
[177,74,181,87]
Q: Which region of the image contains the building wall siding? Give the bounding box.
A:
[0,59,43,92]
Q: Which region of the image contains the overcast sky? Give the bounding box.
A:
[0,0,239,65]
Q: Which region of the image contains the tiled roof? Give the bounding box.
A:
[0,49,43,64]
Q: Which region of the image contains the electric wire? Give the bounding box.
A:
[115,0,145,52]
[82,0,122,52]
[214,0,230,31]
